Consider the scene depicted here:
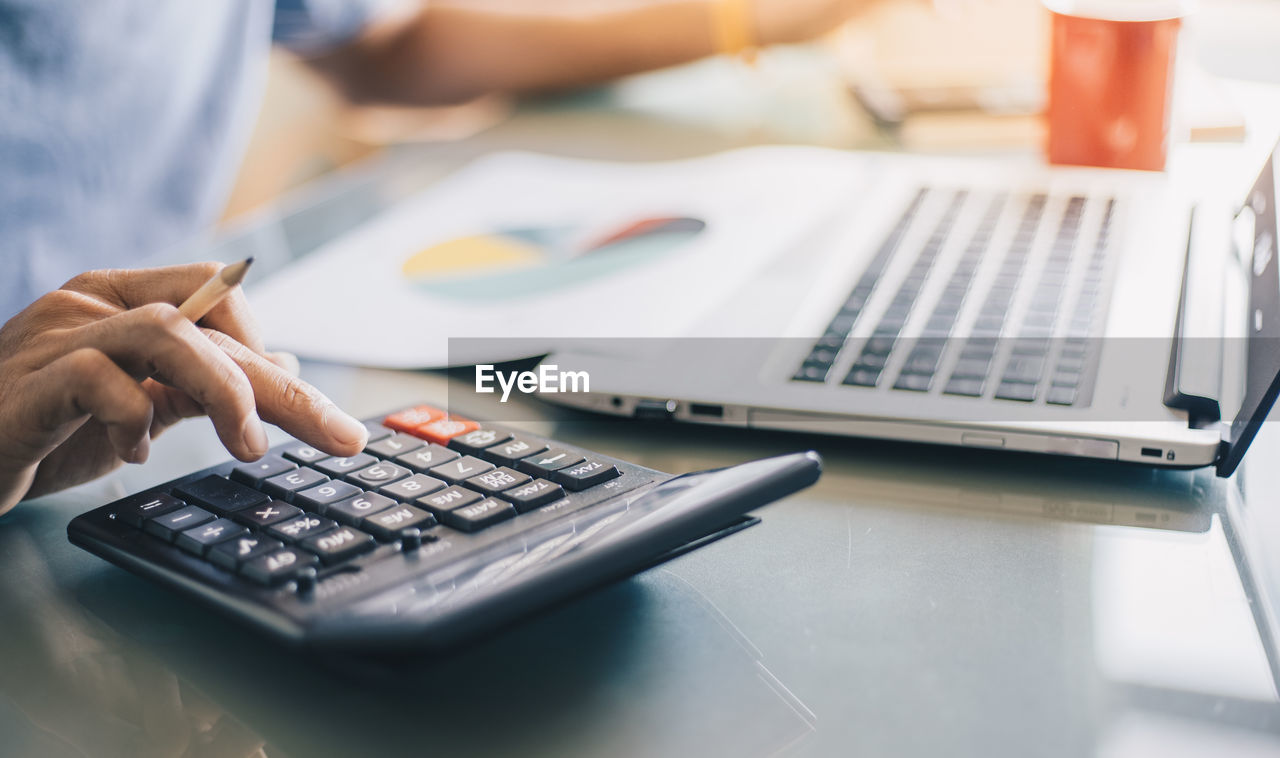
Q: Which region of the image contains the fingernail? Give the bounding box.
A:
[130,435,151,464]
[242,414,269,456]
[323,403,368,448]
[272,351,301,378]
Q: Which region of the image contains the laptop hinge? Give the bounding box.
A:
[1164,207,1224,426]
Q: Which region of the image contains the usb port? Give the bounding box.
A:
[1141,447,1162,458]
[689,403,724,418]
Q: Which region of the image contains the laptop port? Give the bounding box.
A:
[689,403,724,418]
[1141,447,1163,458]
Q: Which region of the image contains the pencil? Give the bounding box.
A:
[178,257,254,322]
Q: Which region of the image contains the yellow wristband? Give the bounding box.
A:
[712,0,758,63]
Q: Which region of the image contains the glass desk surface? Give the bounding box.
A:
[5,70,1280,758]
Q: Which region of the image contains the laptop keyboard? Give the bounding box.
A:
[108,406,644,588]
[794,188,1117,407]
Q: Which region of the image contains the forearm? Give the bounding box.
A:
[310,1,726,106]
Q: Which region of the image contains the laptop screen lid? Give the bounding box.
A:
[1218,140,1280,477]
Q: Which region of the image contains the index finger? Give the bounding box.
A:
[62,263,267,354]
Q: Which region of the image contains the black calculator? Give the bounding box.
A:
[69,405,821,651]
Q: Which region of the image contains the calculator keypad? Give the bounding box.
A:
[110,405,649,588]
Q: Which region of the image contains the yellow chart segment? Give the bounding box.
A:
[401,235,543,278]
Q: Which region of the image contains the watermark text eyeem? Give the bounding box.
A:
[475,364,590,402]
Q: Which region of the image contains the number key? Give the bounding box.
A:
[293,480,362,513]
[380,474,446,502]
[314,453,377,480]
[428,455,494,484]
[262,467,328,502]
[395,444,459,473]
[366,432,425,459]
[210,534,283,571]
[350,462,410,488]
[327,492,396,526]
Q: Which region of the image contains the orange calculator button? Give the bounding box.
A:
[384,405,445,434]
[416,417,480,446]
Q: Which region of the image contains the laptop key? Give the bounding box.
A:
[144,506,216,542]
[893,373,933,392]
[231,456,297,487]
[293,480,362,514]
[464,467,532,496]
[173,475,269,516]
[262,467,328,502]
[443,497,516,532]
[327,492,396,527]
[944,377,985,397]
[300,527,376,566]
[209,534,283,571]
[429,455,495,484]
[176,519,247,557]
[842,368,881,388]
[115,492,184,527]
[516,448,586,478]
[483,436,549,466]
[500,478,566,512]
[449,428,514,456]
[241,548,318,586]
[363,505,438,541]
[1046,386,1078,406]
[553,459,621,491]
[395,444,460,473]
[995,381,1038,402]
[234,500,302,529]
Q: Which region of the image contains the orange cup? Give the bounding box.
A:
[1045,0,1188,171]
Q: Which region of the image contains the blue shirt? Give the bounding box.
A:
[0,0,392,322]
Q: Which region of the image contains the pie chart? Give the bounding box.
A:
[401,216,707,299]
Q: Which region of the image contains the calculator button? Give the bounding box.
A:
[230,455,296,487]
[173,475,269,516]
[380,474,446,502]
[350,462,410,488]
[282,444,330,466]
[363,505,437,541]
[262,467,328,502]
[516,448,586,478]
[416,485,482,517]
[416,417,480,446]
[144,506,216,542]
[268,514,338,544]
[428,455,494,484]
[552,459,621,491]
[483,436,549,466]
[314,454,377,480]
[384,406,445,434]
[448,428,513,455]
[463,467,531,496]
[114,492,184,527]
[364,422,395,443]
[366,433,425,459]
[176,519,247,557]
[301,527,376,565]
[241,548,318,586]
[499,478,566,512]
[209,534,282,571]
[293,480,362,513]
[442,497,516,532]
[394,444,459,473]
[233,500,302,528]
[327,492,396,526]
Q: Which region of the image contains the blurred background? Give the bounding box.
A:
[221,0,1280,220]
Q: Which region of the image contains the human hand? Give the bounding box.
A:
[0,263,368,515]
[752,0,878,46]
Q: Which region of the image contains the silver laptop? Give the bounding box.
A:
[536,142,1280,476]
